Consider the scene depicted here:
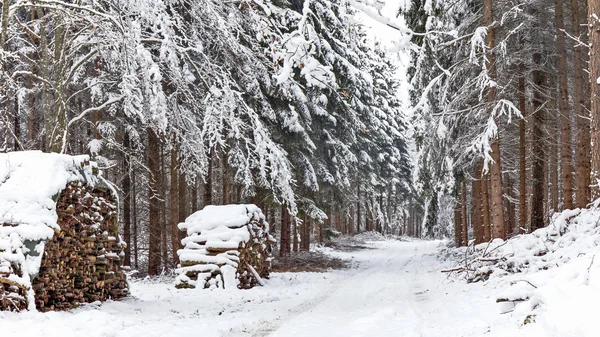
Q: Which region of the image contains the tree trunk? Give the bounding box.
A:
[472,175,484,244]
[484,0,505,239]
[531,53,547,232]
[556,0,574,210]
[482,170,491,241]
[460,181,468,246]
[160,144,168,269]
[204,150,213,206]
[279,205,291,257]
[572,0,591,207]
[454,200,463,247]
[147,128,161,276]
[223,152,231,205]
[123,132,132,266]
[132,165,139,270]
[170,137,180,265]
[591,0,600,197]
[518,55,527,233]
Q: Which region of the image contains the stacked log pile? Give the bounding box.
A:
[0,252,28,311]
[176,205,275,290]
[32,182,128,311]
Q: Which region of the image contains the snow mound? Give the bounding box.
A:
[354,231,386,242]
[0,151,103,309]
[445,206,600,334]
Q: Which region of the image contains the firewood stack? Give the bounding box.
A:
[32,182,128,311]
[0,256,28,311]
[176,205,275,290]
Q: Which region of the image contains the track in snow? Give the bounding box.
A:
[0,240,521,337]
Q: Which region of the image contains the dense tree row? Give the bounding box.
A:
[404,0,600,245]
[0,0,412,274]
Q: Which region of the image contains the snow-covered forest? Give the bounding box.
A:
[3,0,600,335]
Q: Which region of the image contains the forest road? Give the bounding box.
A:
[251,240,492,337]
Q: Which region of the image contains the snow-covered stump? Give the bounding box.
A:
[0,151,128,312]
[176,205,275,290]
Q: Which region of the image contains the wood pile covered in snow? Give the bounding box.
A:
[0,151,128,312]
[176,204,275,289]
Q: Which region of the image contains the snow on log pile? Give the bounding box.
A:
[176,205,275,290]
[0,151,127,312]
[443,206,600,331]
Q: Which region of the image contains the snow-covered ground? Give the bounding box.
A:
[1,239,540,337]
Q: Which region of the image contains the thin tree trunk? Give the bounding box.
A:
[279,205,291,257]
[484,0,506,239]
[518,55,527,233]
[123,132,132,266]
[482,173,491,241]
[573,0,591,207]
[147,128,161,276]
[531,53,547,232]
[454,200,463,247]
[204,150,213,206]
[472,175,484,244]
[460,181,468,246]
[223,151,231,205]
[556,0,574,210]
[170,137,180,265]
[292,218,299,253]
[590,0,600,197]
[160,144,168,269]
[132,165,139,270]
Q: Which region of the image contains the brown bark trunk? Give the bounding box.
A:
[460,181,468,246]
[505,173,515,238]
[279,205,291,257]
[160,144,168,269]
[518,57,527,233]
[147,128,161,275]
[223,152,231,205]
[204,150,213,206]
[472,175,484,244]
[531,53,547,232]
[454,200,463,247]
[556,0,574,210]
[132,165,139,269]
[292,217,299,253]
[591,0,600,197]
[482,174,492,241]
[123,132,132,266]
[573,0,591,207]
[484,0,505,239]
[170,137,180,265]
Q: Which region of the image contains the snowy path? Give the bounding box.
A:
[0,240,524,337]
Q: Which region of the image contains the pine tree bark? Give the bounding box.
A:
[591,0,600,198]
[556,0,574,210]
[222,152,231,205]
[460,181,468,246]
[123,132,132,266]
[472,175,484,244]
[132,167,139,269]
[147,128,161,275]
[170,137,180,265]
[572,0,591,207]
[531,53,547,232]
[518,57,527,233]
[482,170,491,241]
[204,150,213,206]
[454,200,463,247]
[279,205,291,257]
[160,144,168,269]
[484,0,506,239]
